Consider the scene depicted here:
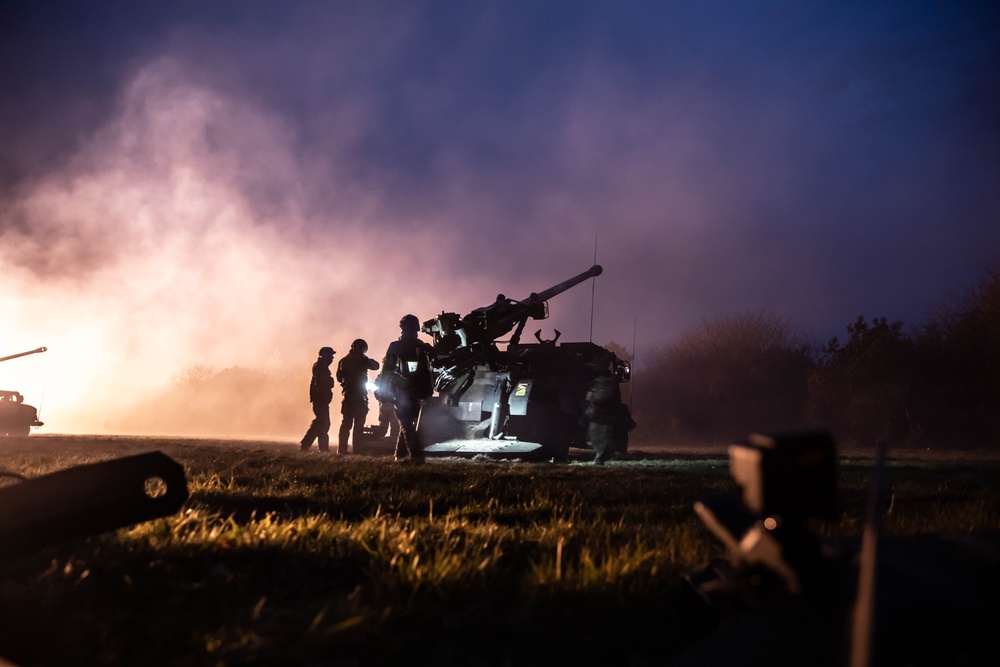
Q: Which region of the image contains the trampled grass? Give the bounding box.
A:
[1,435,998,666]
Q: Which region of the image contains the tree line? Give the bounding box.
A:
[113,264,998,450]
[631,264,1000,449]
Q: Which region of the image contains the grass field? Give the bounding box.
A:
[1,435,999,666]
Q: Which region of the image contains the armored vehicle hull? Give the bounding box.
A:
[418,341,631,459]
[0,390,43,436]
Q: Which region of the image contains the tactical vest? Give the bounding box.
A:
[309,362,334,403]
[388,338,433,400]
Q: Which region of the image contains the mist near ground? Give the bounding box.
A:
[1,2,997,436]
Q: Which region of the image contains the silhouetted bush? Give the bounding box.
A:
[632,265,999,450]
[912,264,1000,446]
[634,311,813,444]
[807,316,918,447]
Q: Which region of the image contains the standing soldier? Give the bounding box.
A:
[584,353,621,465]
[336,338,379,455]
[377,314,435,463]
[300,346,336,452]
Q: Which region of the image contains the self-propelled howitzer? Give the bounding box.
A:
[416,266,634,460]
[1,347,47,436]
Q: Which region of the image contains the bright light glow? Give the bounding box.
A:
[0,60,482,436]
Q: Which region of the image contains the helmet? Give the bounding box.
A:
[399,314,420,332]
[351,338,368,353]
[318,346,335,358]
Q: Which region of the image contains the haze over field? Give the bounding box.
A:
[1,1,997,434]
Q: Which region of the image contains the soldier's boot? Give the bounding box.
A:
[409,436,426,465]
[338,421,351,455]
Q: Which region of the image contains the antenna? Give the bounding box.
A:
[37,378,48,422]
[589,233,598,342]
[629,317,637,411]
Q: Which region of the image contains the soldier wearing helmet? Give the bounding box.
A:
[300,346,336,452]
[335,338,380,455]
[376,314,436,463]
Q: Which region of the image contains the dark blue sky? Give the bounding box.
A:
[1,0,998,430]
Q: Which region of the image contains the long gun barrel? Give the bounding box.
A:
[526,264,603,304]
[482,264,603,345]
[0,347,47,364]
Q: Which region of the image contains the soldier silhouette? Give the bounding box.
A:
[584,352,621,465]
[300,346,336,452]
[377,315,435,463]
[336,338,379,454]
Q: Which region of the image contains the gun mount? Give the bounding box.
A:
[407,265,634,460]
[422,265,603,353]
[1,347,48,436]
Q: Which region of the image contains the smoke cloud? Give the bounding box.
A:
[1,57,480,434]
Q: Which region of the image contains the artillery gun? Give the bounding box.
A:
[1,347,47,436]
[409,265,634,460]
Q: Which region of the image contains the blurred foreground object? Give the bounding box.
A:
[679,431,1000,666]
[691,431,840,598]
[0,451,188,560]
[0,347,47,436]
